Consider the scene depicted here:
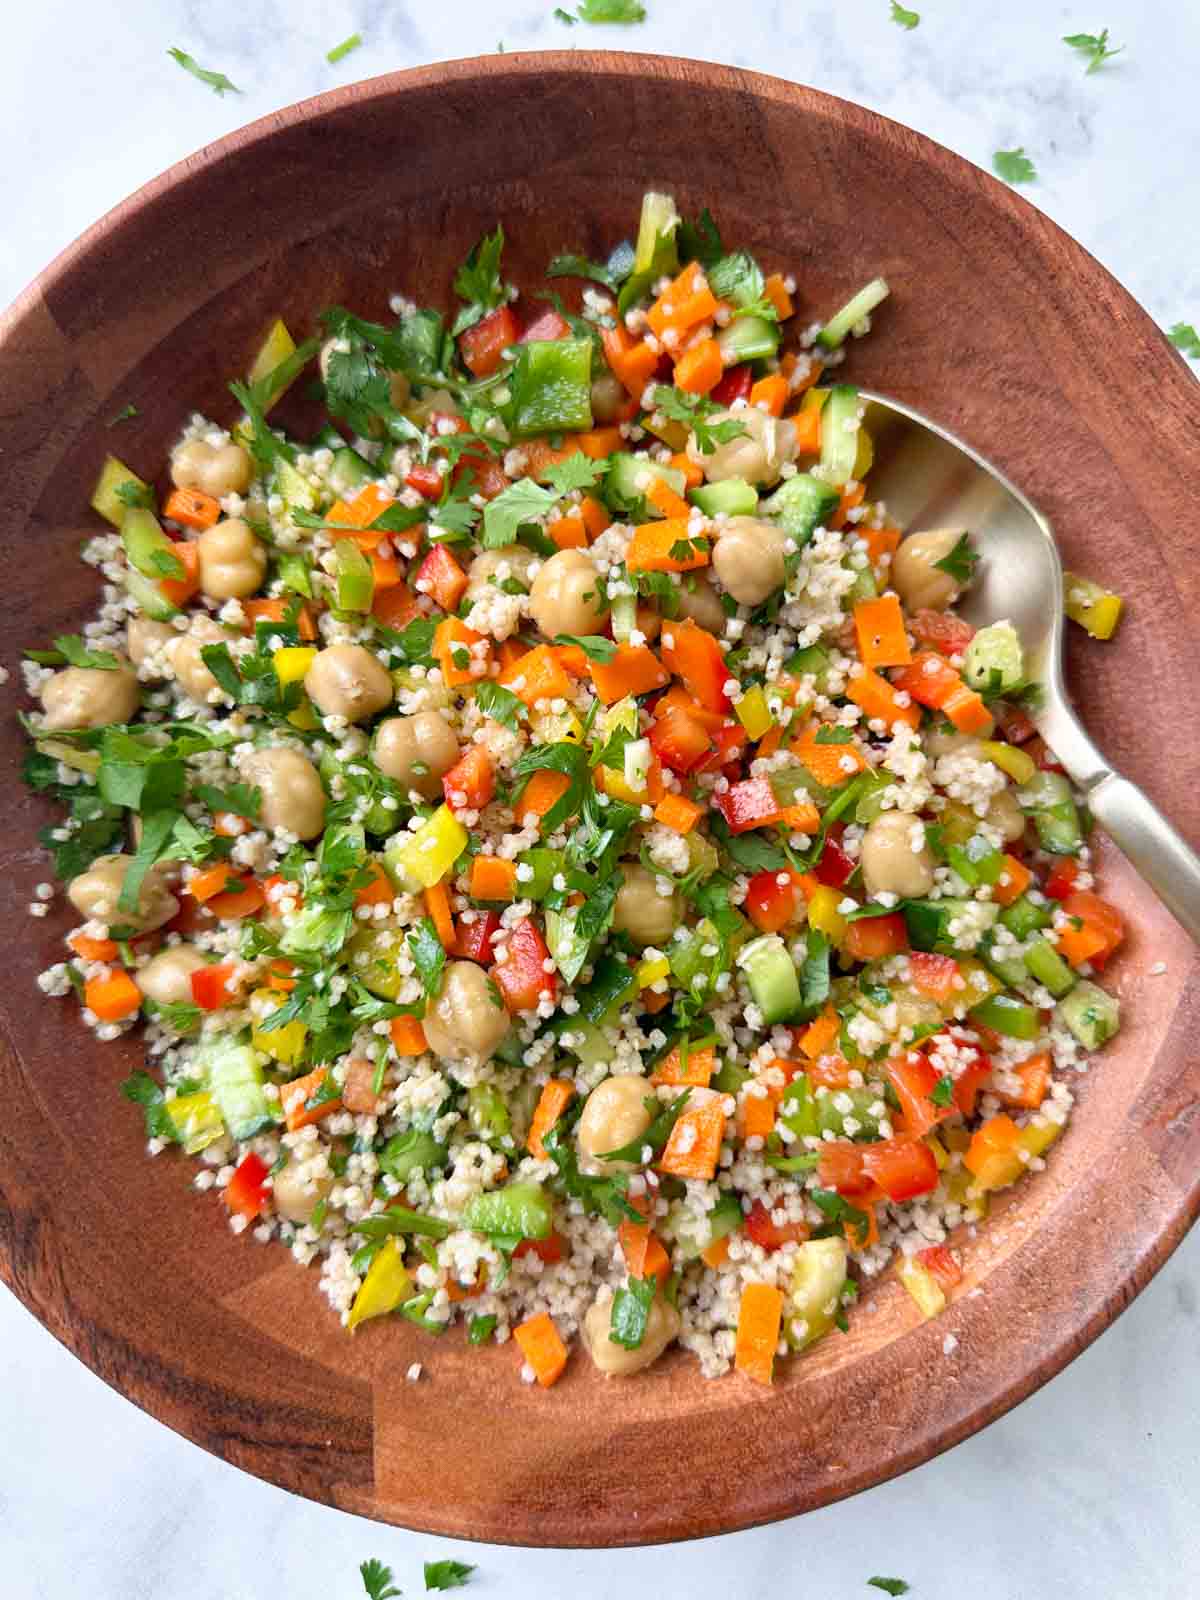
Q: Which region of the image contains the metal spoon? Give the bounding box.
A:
[859,391,1200,942]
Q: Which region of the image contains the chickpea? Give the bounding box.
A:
[528,548,609,641]
[67,854,178,933]
[341,1056,385,1115]
[590,371,628,424]
[196,518,267,601]
[40,660,140,732]
[577,1074,653,1167]
[134,945,206,1006]
[687,405,798,486]
[373,712,459,799]
[986,786,1026,845]
[170,438,253,497]
[583,1292,681,1376]
[421,960,511,1065]
[167,615,228,703]
[126,617,176,673]
[612,865,681,948]
[241,747,326,839]
[303,644,393,723]
[675,572,727,633]
[891,528,968,613]
[464,545,538,606]
[271,1157,334,1225]
[859,810,936,899]
[711,516,788,607]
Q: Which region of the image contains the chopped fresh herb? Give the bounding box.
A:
[553,5,578,20]
[108,403,138,426]
[889,1,919,27]
[669,536,709,563]
[542,453,609,494]
[481,478,560,548]
[677,207,724,269]
[424,1559,476,1591]
[541,1109,642,1226]
[650,385,747,454]
[930,1074,955,1107]
[572,0,646,18]
[814,725,853,745]
[360,1558,403,1600]
[141,997,203,1036]
[114,479,156,512]
[1063,28,1123,73]
[451,225,507,337]
[467,1313,498,1345]
[1168,323,1200,360]
[326,32,363,65]
[933,532,978,583]
[810,1187,869,1233]
[547,252,617,289]
[120,1070,176,1141]
[30,635,121,671]
[867,1581,911,1597]
[167,47,241,96]
[510,741,591,832]
[609,1275,656,1349]
[552,632,618,663]
[376,616,438,667]
[407,917,448,999]
[992,147,1038,185]
[473,681,525,731]
[599,1090,690,1164]
[195,781,261,820]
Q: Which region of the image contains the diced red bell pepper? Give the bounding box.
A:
[453,450,509,500]
[442,744,495,811]
[414,544,468,612]
[743,1199,809,1252]
[459,306,519,377]
[520,307,572,343]
[745,868,805,934]
[908,951,961,1005]
[909,608,975,657]
[693,722,747,774]
[843,912,908,962]
[813,830,856,888]
[428,411,470,437]
[817,1142,877,1197]
[917,1244,963,1290]
[455,909,501,964]
[953,1050,993,1118]
[513,1232,565,1264]
[995,702,1037,745]
[648,705,711,775]
[887,1053,954,1139]
[405,463,444,499]
[492,918,557,1013]
[225,1152,270,1221]
[710,362,754,407]
[1043,858,1081,900]
[714,777,784,834]
[891,650,964,711]
[861,1136,939,1202]
[191,962,239,1011]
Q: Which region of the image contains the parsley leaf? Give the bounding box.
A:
[932,532,978,583]
[889,1,919,27]
[609,1275,657,1349]
[108,403,138,426]
[511,741,591,833]
[167,47,241,96]
[708,251,768,313]
[572,0,646,19]
[120,1070,177,1140]
[376,616,438,667]
[542,453,609,494]
[481,478,560,548]
[552,633,617,663]
[930,1073,955,1108]
[114,479,156,512]
[468,1312,497,1344]
[142,997,203,1036]
[541,1109,642,1226]
[669,536,709,563]
[1063,28,1123,73]
[547,252,616,288]
[810,1187,869,1233]
[39,635,121,671]
[424,1559,476,1591]
[228,378,293,472]
[326,32,362,64]
[194,781,261,820]
[992,147,1038,185]
[451,226,507,337]
[360,1557,403,1600]
[867,1581,911,1597]
[650,385,747,454]
[407,917,447,998]
[814,725,853,745]
[1168,323,1200,360]
[473,681,525,731]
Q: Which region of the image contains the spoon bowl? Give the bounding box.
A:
[862,392,1200,941]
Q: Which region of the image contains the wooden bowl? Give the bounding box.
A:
[2,53,1198,1547]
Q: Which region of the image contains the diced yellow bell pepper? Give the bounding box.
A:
[897,1256,946,1320]
[801,386,829,413]
[347,1237,413,1331]
[636,955,671,988]
[926,1131,950,1171]
[641,415,689,452]
[966,1116,1065,1193]
[597,764,650,805]
[978,740,1037,786]
[164,1089,225,1154]
[852,426,874,480]
[734,683,775,741]
[247,317,298,411]
[90,455,150,528]
[955,957,1002,1010]
[345,926,406,1000]
[530,706,584,745]
[806,883,848,944]
[943,1164,988,1218]
[249,988,308,1065]
[386,804,467,891]
[273,646,317,686]
[1064,572,1123,640]
[288,700,320,731]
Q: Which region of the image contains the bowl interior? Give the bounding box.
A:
[2,53,1200,1547]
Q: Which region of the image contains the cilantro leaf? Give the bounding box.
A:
[1168,323,1200,360]
[118,808,183,915]
[114,479,156,512]
[553,5,578,20]
[228,378,293,472]
[609,1275,656,1349]
[473,681,525,732]
[542,453,609,494]
[669,536,709,563]
[467,1313,497,1344]
[992,147,1038,185]
[708,251,768,313]
[37,792,124,881]
[650,385,747,454]
[407,917,447,999]
[42,635,121,671]
[326,32,362,64]
[889,1,919,27]
[1063,28,1122,73]
[194,781,261,820]
[867,1582,911,1597]
[424,1559,476,1591]
[167,47,241,96]
[930,1073,955,1108]
[547,252,616,288]
[451,226,507,337]
[814,725,853,745]
[360,1557,403,1600]
[142,997,203,1036]
[572,0,646,19]
[120,1071,177,1141]
[810,1187,869,1232]
[677,208,724,269]
[376,616,437,667]
[108,403,138,426]
[552,633,617,663]
[932,532,978,583]
[541,1110,642,1226]
[481,478,560,548]
[796,928,831,1018]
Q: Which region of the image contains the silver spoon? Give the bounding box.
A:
[859,391,1200,942]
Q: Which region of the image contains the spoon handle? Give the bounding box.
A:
[1085,773,1200,945]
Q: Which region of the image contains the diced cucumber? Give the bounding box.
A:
[999,893,1052,939]
[689,478,759,518]
[1023,936,1077,998]
[276,457,317,513]
[845,558,878,602]
[668,1190,743,1261]
[978,931,1029,991]
[1058,980,1120,1049]
[329,446,375,498]
[787,1237,848,1349]
[607,451,686,514]
[716,315,780,365]
[945,832,1006,888]
[618,191,681,314]
[818,384,862,486]
[380,1127,448,1180]
[963,620,1024,694]
[968,991,1041,1040]
[564,1022,616,1071]
[468,1083,511,1142]
[737,934,801,1024]
[785,642,835,691]
[120,506,186,582]
[815,1084,886,1141]
[516,847,565,901]
[761,472,841,543]
[124,568,178,621]
[463,1181,553,1243]
[853,772,897,824]
[713,1059,750,1096]
[331,538,374,611]
[1017,770,1082,856]
[91,455,151,528]
[816,277,890,351]
[609,590,638,641]
[198,1039,271,1141]
[779,1071,818,1138]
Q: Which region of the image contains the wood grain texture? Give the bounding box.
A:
[1,53,1198,1546]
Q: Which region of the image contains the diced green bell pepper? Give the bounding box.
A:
[463,1181,553,1244]
[968,991,1041,1040]
[332,538,374,611]
[508,339,593,439]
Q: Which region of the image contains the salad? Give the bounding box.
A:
[20,191,1124,1388]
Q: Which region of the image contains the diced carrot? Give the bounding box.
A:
[548,512,588,549]
[673,337,724,396]
[627,518,710,574]
[187,864,238,903]
[496,637,530,674]
[281,1067,342,1132]
[445,1272,485,1303]
[645,475,693,520]
[793,721,868,788]
[241,596,318,640]
[763,273,795,320]
[527,1079,575,1160]
[353,863,396,909]
[778,802,820,834]
[701,1234,732,1269]
[653,793,704,834]
[325,482,393,531]
[831,481,866,524]
[1058,891,1124,967]
[601,325,660,398]
[797,1006,840,1060]
[588,643,670,705]
[159,541,200,610]
[423,881,456,950]
[864,525,901,574]
[648,262,719,339]
[553,643,591,678]
[520,436,585,482]
[658,1097,727,1181]
[68,932,119,962]
[618,1220,671,1283]
[791,407,822,455]
[846,666,922,730]
[942,682,995,736]
[578,427,624,459]
[670,451,704,489]
[513,1310,568,1388]
[470,855,519,902]
[499,642,572,707]
[781,351,823,394]
[739,1087,777,1141]
[997,1051,1052,1110]
[266,959,297,992]
[370,553,402,590]
[991,854,1033,908]
[434,616,491,690]
[516,769,571,828]
[652,1044,715,1088]
[163,487,220,530]
[659,619,730,714]
[84,970,141,1022]
[580,495,610,539]
[734,1282,784,1385]
[390,1015,428,1056]
[853,595,912,669]
[207,876,267,920]
[750,374,789,417]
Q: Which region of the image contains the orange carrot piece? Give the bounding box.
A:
[588,643,670,705]
[580,495,610,539]
[854,595,912,669]
[163,486,220,530]
[68,932,119,962]
[578,426,625,459]
[673,337,724,396]
[763,273,795,320]
[701,1234,732,1269]
[241,596,318,640]
[864,525,901,573]
[645,476,693,520]
[651,1044,715,1088]
[434,616,490,690]
[517,769,571,828]
[653,793,704,834]
[793,722,868,788]
[325,482,393,531]
[658,1097,727,1181]
[750,374,789,417]
[390,1015,429,1056]
[527,1079,575,1159]
[513,1310,568,1388]
[647,261,718,338]
[942,683,995,736]
[470,855,519,902]
[207,876,267,920]
[735,1282,784,1385]
[158,541,200,610]
[497,637,530,674]
[619,1220,671,1283]
[548,512,588,549]
[281,1067,342,1132]
[670,451,704,489]
[626,518,710,574]
[846,666,922,730]
[84,970,141,1021]
[778,802,821,834]
[997,1051,1052,1110]
[601,325,660,398]
[739,1087,777,1141]
[991,854,1033,908]
[187,863,238,903]
[499,642,572,707]
[423,881,456,949]
[790,408,822,455]
[370,553,402,590]
[831,481,866,525]
[353,863,396,909]
[797,1006,840,1061]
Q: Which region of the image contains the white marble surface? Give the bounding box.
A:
[3,4,1199,1597]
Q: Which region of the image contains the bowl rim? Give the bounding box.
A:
[2,49,1198,1546]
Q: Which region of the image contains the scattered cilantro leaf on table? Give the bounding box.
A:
[1168,323,1200,359]
[360,1558,403,1600]
[568,0,647,19]
[167,47,241,96]
[890,2,920,29]
[868,1581,911,1597]
[424,1559,476,1591]
[108,403,138,426]
[327,33,362,64]
[1063,28,1123,73]
[992,147,1038,185]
